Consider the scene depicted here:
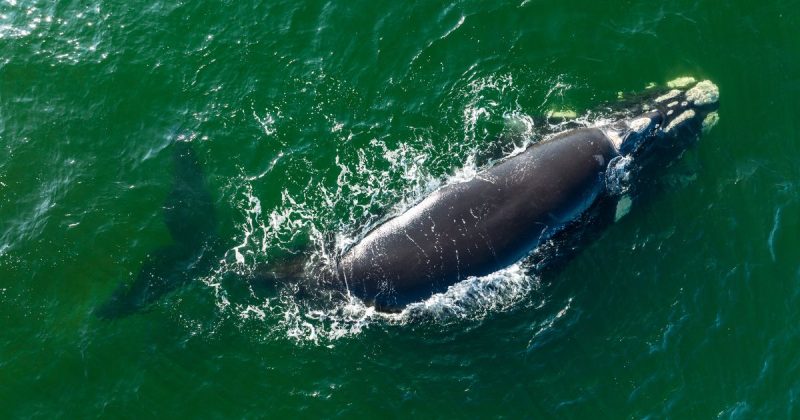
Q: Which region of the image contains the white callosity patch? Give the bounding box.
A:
[667,101,679,108]
[614,195,633,222]
[702,111,720,133]
[628,117,651,134]
[686,80,720,106]
[655,89,682,103]
[665,109,696,133]
[667,76,697,89]
[546,109,577,119]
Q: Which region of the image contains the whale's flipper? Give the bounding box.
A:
[97,142,218,319]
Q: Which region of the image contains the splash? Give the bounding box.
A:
[400,262,541,322]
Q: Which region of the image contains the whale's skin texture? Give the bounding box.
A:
[337,128,619,308]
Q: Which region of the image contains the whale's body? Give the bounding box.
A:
[334,79,720,309]
[338,128,618,308]
[99,78,720,317]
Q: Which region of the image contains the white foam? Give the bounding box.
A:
[400,263,540,322]
[253,110,277,136]
[603,129,624,150]
[606,155,633,195]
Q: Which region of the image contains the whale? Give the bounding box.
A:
[98,77,720,317]
[327,78,720,310]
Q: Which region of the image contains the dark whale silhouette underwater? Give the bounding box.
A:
[97,77,719,318]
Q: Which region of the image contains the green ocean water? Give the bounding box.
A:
[1,0,799,417]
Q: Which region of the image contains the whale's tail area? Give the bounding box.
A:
[96,142,219,319]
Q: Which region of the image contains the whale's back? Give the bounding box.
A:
[338,128,618,309]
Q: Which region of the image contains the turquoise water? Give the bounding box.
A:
[1,0,799,417]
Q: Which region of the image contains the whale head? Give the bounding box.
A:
[611,78,720,158]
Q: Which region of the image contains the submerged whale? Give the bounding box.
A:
[98,78,720,317]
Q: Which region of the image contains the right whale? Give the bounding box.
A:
[323,78,721,310]
[98,77,720,317]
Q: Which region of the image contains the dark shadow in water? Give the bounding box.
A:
[96,142,220,319]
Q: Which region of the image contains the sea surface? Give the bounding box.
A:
[1,0,799,417]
